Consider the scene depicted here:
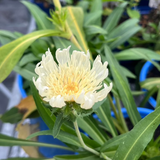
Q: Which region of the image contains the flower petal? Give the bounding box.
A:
[56,46,71,65]
[96,83,113,102]
[49,95,66,108]
[71,50,90,70]
[81,93,95,109]
[75,90,85,104]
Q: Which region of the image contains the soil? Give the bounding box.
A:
[140,5,160,29]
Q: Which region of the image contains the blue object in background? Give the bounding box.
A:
[93,107,153,123]
[17,75,74,158]
[139,61,156,108]
[30,0,54,15]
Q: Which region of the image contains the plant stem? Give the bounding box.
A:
[112,118,125,134]
[108,94,119,121]
[73,119,112,160]
[52,0,83,51]
[53,0,61,11]
[115,96,129,132]
[73,120,99,155]
[65,22,83,51]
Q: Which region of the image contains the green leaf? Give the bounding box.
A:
[121,66,136,79]
[84,25,107,36]
[31,82,100,148]
[22,1,53,30]
[108,19,139,39]
[0,108,23,124]
[53,113,65,138]
[115,48,160,70]
[141,78,160,90]
[156,87,160,108]
[109,26,141,49]
[14,63,37,81]
[55,153,102,160]
[0,30,18,39]
[104,45,141,125]
[53,37,80,53]
[96,99,118,137]
[100,133,127,152]
[0,133,72,151]
[103,2,127,32]
[84,11,102,27]
[88,0,102,26]
[127,8,140,19]
[77,116,107,145]
[113,107,160,160]
[19,53,39,67]
[31,38,51,57]
[0,29,69,83]
[108,18,141,49]
[26,130,81,148]
[63,6,88,52]
[140,86,158,107]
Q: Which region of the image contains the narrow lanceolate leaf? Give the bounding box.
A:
[108,19,141,49]
[63,6,88,52]
[84,25,107,36]
[55,153,102,160]
[104,45,141,125]
[22,1,53,30]
[120,66,136,79]
[53,37,80,53]
[0,108,23,124]
[96,99,118,137]
[77,116,107,145]
[103,2,127,32]
[31,82,100,149]
[100,133,127,152]
[84,11,102,27]
[140,86,158,107]
[26,130,81,148]
[0,133,72,151]
[19,53,39,67]
[113,107,160,160]
[14,64,37,81]
[140,78,160,90]
[0,30,70,83]
[115,48,160,70]
[53,113,65,138]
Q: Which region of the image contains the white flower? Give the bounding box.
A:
[33,46,112,109]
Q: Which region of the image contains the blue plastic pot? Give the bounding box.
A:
[17,75,74,158]
[139,61,156,108]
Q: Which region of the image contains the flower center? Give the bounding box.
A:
[63,82,79,95]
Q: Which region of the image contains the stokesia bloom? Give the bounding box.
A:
[33,46,112,110]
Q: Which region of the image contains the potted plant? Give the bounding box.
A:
[1,0,160,159]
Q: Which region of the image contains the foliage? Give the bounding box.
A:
[0,0,160,160]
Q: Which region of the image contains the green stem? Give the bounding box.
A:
[53,0,61,11]
[108,94,119,121]
[115,96,128,132]
[73,120,112,160]
[112,118,125,134]
[73,120,99,155]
